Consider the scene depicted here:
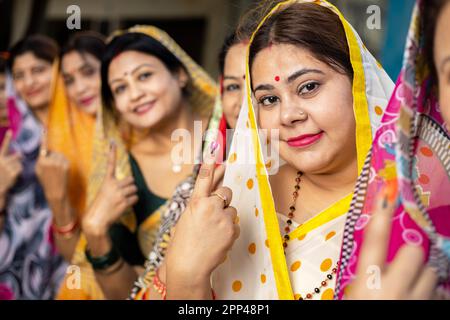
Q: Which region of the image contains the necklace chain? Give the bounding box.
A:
[282,171,340,300]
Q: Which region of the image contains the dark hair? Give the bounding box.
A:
[423,0,450,86]
[8,34,59,71]
[218,32,241,75]
[101,32,187,111]
[248,2,353,82]
[61,31,106,62]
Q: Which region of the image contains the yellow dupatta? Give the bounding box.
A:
[57,25,217,300]
[212,0,394,300]
[46,62,95,218]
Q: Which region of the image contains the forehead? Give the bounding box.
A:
[62,51,99,74]
[13,52,49,71]
[224,43,247,73]
[108,50,165,79]
[251,43,327,79]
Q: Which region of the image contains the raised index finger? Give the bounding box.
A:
[192,141,220,199]
[39,128,49,157]
[106,141,117,179]
[357,182,398,276]
[0,129,12,156]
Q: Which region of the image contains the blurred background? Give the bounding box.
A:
[0,0,415,79]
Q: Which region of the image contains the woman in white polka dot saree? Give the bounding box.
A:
[163,0,396,300]
[209,0,395,300]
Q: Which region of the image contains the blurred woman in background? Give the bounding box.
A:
[0,35,66,300]
[35,32,106,267]
[129,29,249,300]
[59,25,217,300]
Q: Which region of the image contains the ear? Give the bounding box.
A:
[176,68,189,89]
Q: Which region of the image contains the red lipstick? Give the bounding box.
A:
[287,132,323,148]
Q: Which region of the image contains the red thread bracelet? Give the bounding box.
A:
[52,219,79,237]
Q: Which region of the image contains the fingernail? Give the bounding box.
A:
[210,140,219,155]
[382,195,388,209]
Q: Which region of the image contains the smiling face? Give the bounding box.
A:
[108,50,188,130]
[251,43,356,175]
[434,1,450,131]
[222,43,247,129]
[12,52,53,110]
[62,51,101,116]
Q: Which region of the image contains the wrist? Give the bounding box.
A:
[166,271,212,299]
[82,216,109,238]
[167,263,211,290]
[84,232,112,257]
[52,218,79,239]
[86,243,121,271]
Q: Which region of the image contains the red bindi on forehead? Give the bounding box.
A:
[274,76,280,82]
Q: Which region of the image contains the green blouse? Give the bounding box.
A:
[109,154,167,266]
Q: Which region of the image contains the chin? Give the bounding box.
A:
[282,150,332,174]
[28,99,49,110]
[126,116,160,131]
[84,105,98,116]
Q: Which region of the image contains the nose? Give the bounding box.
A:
[24,73,35,89]
[279,98,307,126]
[128,79,144,102]
[74,78,87,95]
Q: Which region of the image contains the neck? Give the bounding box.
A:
[131,100,200,155]
[279,154,358,197]
[302,157,358,196]
[33,105,49,127]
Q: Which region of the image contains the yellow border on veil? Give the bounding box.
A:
[244,0,373,300]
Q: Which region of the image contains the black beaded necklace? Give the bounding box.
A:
[282,171,340,300]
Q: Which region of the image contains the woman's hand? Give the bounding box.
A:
[0,130,22,196]
[82,142,138,239]
[35,132,70,205]
[166,145,239,299]
[347,183,438,300]
[0,104,8,127]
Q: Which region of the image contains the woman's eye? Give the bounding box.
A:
[32,66,46,74]
[113,85,126,95]
[225,84,240,92]
[299,82,320,95]
[138,72,152,81]
[259,95,279,107]
[13,73,23,81]
[82,68,96,77]
[63,77,74,86]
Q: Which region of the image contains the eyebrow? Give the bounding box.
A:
[287,68,324,83]
[109,63,154,84]
[253,68,324,93]
[62,63,92,77]
[223,75,240,81]
[439,56,450,72]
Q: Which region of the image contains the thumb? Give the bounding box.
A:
[106,141,117,179]
[0,129,12,156]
